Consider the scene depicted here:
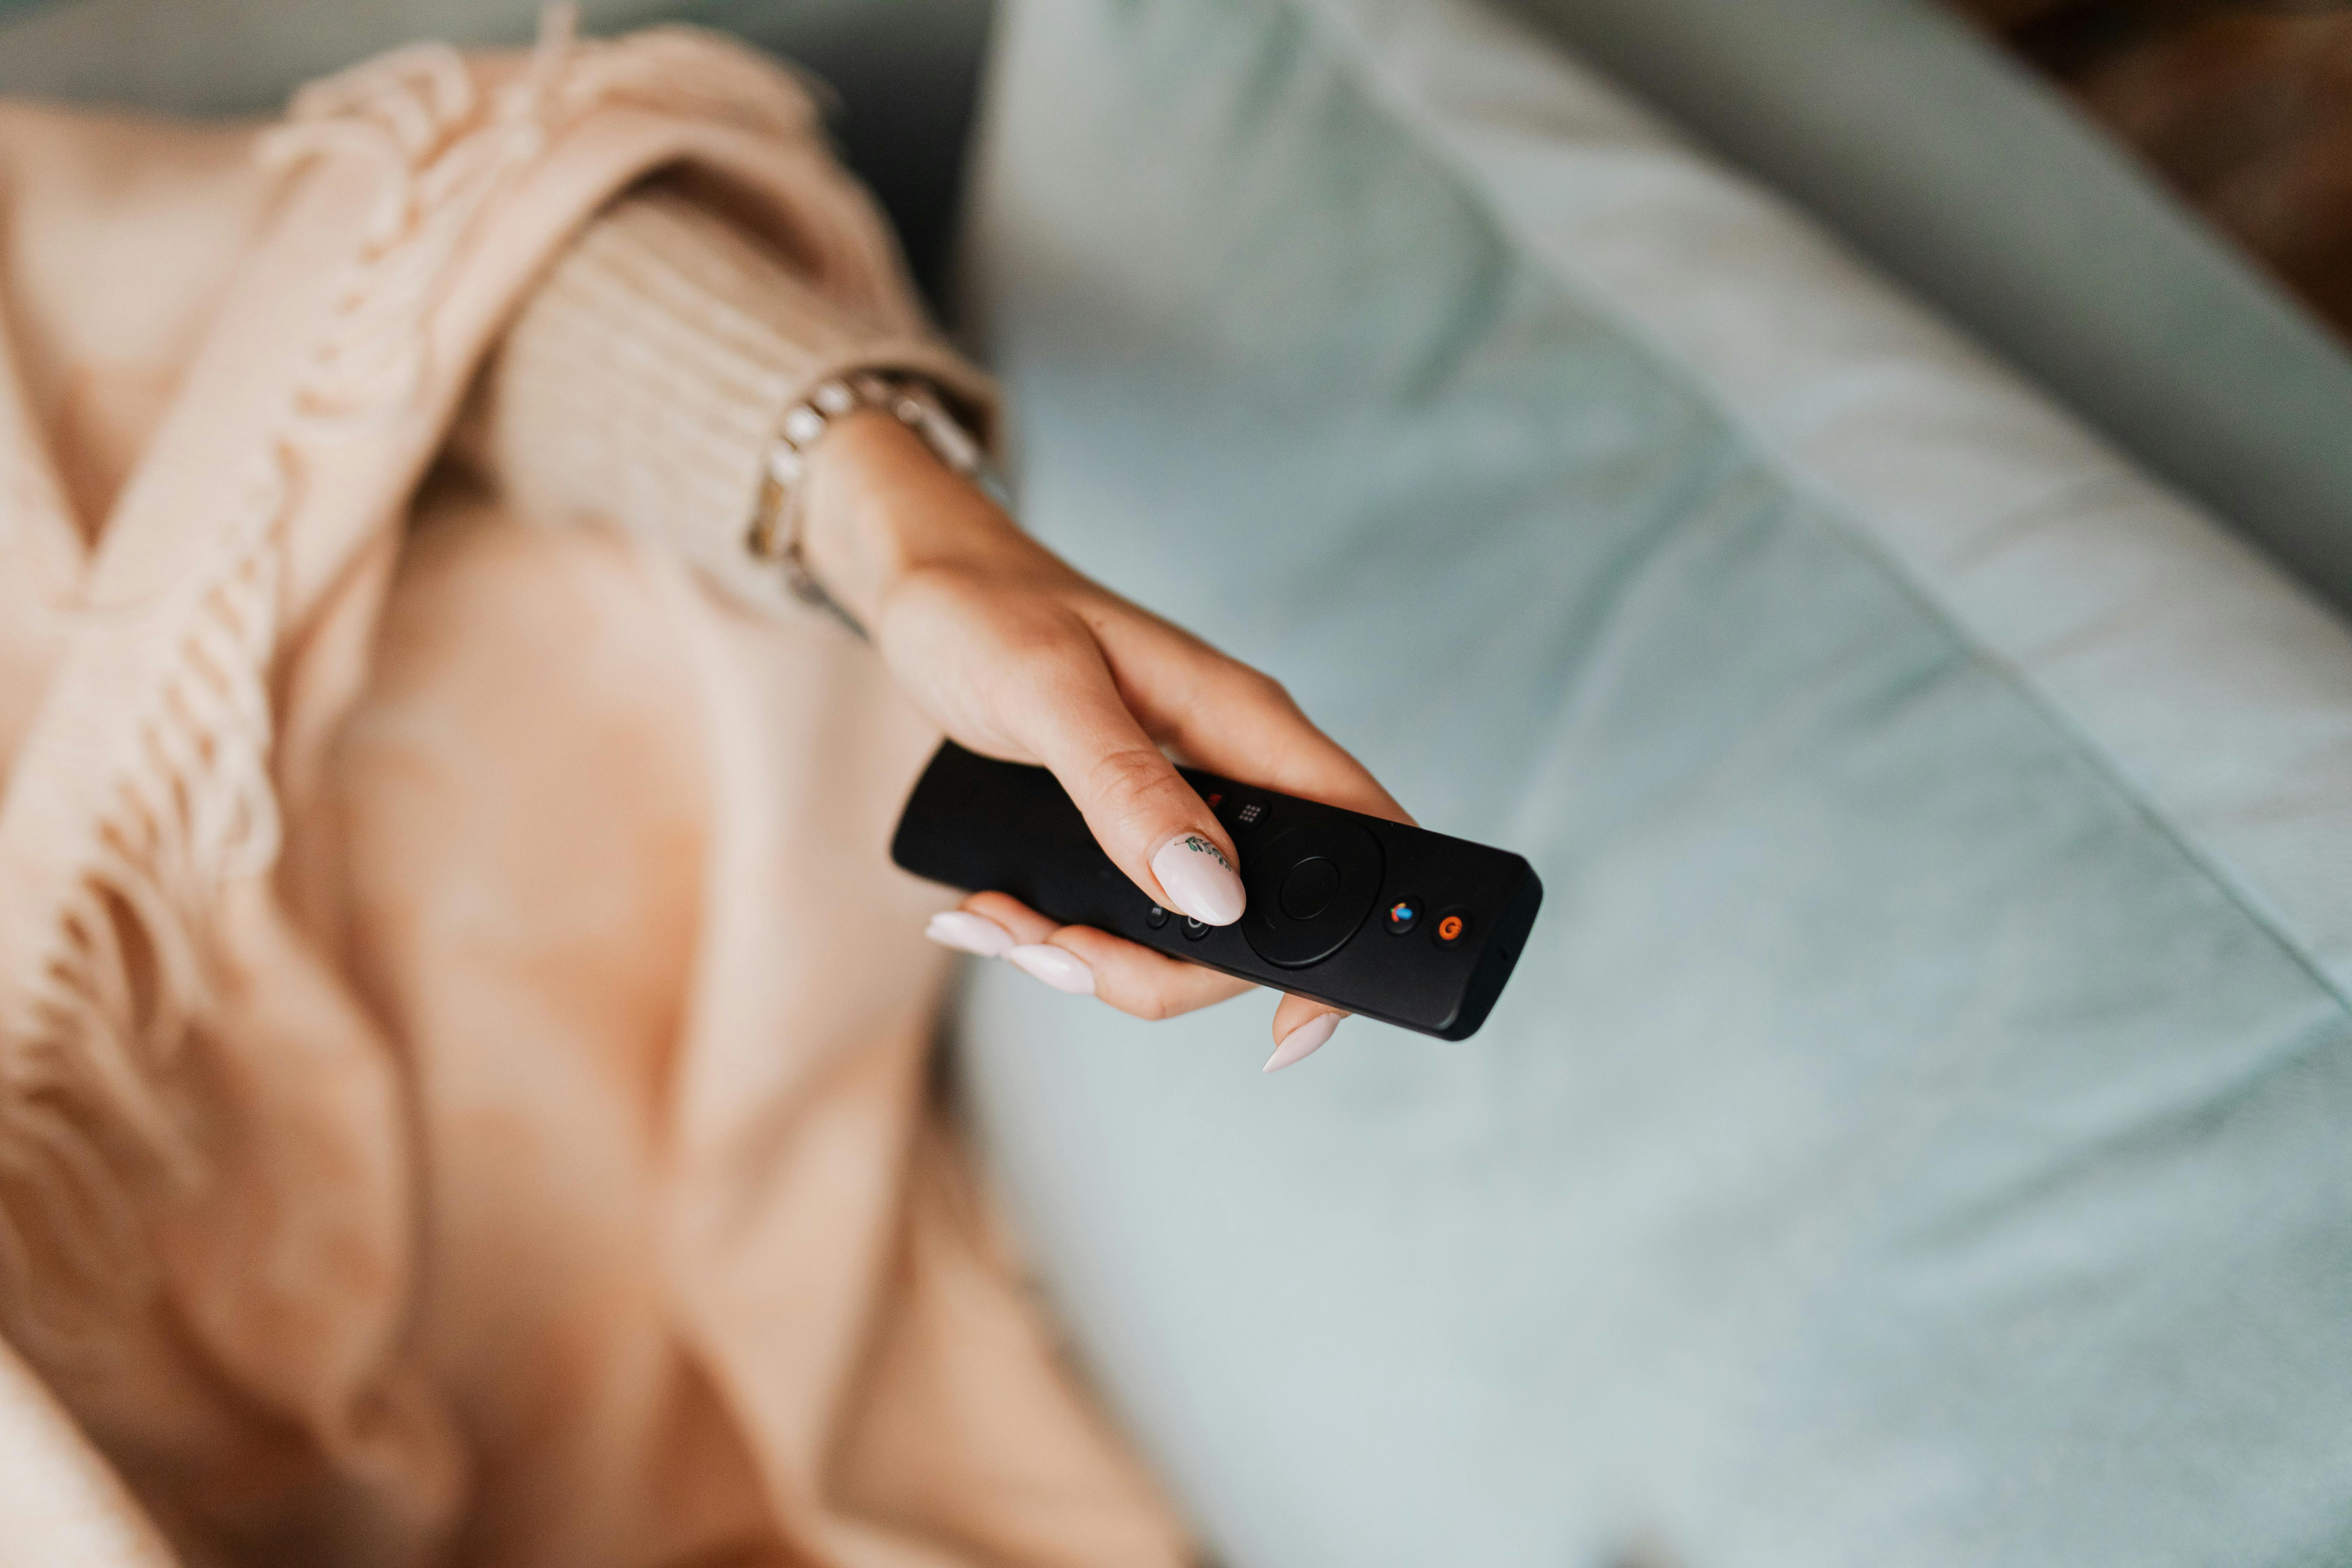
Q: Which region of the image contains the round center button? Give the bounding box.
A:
[1241,821,1384,969]
[1279,857,1341,920]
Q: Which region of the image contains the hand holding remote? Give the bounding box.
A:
[802,412,1408,1067]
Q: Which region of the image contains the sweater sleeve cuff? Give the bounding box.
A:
[467,182,999,616]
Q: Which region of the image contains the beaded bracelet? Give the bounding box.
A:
[746,371,985,635]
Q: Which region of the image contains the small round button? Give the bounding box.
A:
[1144,903,1170,930]
[1433,910,1471,948]
[1384,897,1421,936]
[1280,857,1341,921]
[1183,916,1211,941]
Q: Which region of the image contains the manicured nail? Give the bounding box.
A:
[1152,832,1245,926]
[1008,943,1096,996]
[1263,1012,1341,1073]
[925,910,1016,958]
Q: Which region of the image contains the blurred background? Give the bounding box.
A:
[9,0,2352,336]
[13,0,2352,338]
[1960,0,2352,338]
[5,0,2345,583]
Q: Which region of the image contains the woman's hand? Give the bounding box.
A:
[800,411,1407,1070]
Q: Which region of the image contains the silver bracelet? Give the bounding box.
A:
[746,371,986,635]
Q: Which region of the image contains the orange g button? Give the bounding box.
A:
[1434,911,1470,948]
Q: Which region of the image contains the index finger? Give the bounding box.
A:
[993,631,1252,929]
[1106,624,1412,827]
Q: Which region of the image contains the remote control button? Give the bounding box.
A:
[1144,903,1170,929]
[1434,910,1471,948]
[1279,857,1341,921]
[1384,897,1421,936]
[1183,916,1211,941]
[1241,821,1383,969]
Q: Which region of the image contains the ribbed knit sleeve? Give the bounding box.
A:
[464,177,998,614]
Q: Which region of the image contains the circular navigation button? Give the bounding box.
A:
[1434,909,1471,948]
[1241,821,1384,969]
[1280,857,1341,920]
[1384,896,1421,936]
[1183,916,1211,941]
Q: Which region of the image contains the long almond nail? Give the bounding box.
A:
[1263,1012,1341,1073]
[1151,833,1245,926]
[1008,944,1096,996]
[926,910,1016,958]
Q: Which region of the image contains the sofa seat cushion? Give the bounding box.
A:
[955,1,2352,1564]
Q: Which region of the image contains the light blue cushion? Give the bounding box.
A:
[957,1,2352,1563]
[1502,0,2352,616]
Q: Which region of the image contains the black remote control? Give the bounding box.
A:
[890,741,1543,1040]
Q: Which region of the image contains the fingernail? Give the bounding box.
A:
[925,910,1016,958]
[1152,833,1246,926]
[1263,1012,1341,1073]
[1008,943,1096,996]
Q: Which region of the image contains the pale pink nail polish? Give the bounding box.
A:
[1008,943,1096,996]
[1263,1012,1341,1073]
[1151,833,1246,926]
[925,910,1016,958]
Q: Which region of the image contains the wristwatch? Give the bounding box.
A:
[746,371,985,635]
